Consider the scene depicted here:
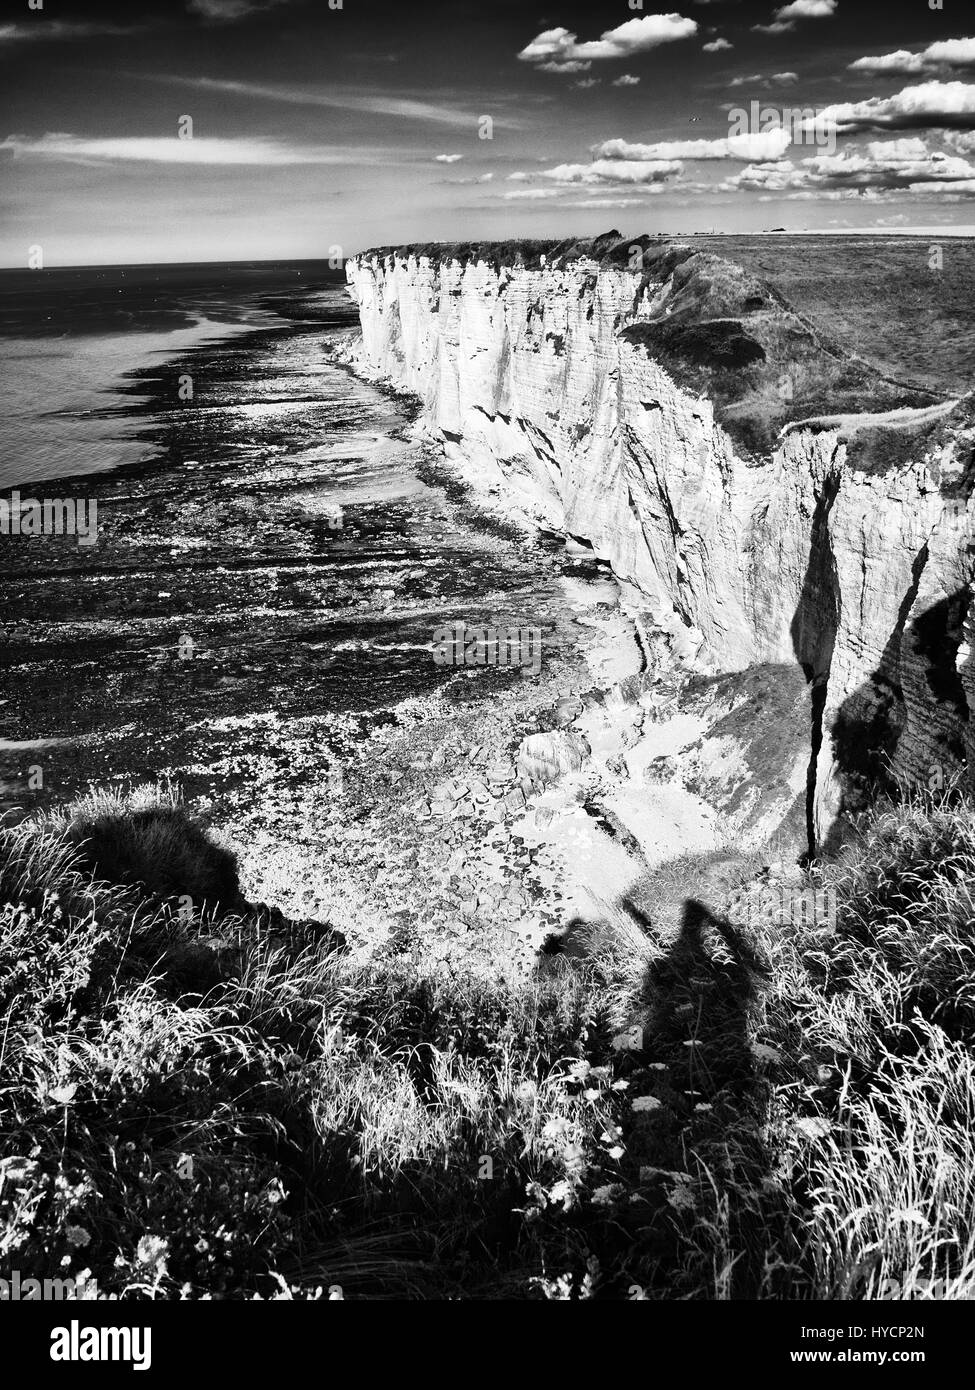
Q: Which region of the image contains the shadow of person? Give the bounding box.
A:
[620,892,782,1297]
[630,895,765,1098]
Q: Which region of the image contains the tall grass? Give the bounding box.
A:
[1,783,973,1298]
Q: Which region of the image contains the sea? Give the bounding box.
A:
[0,260,586,817]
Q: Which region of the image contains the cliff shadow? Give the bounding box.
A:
[813,585,972,856]
[789,477,972,854]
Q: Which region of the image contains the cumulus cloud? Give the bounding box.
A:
[703,38,733,52]
[508,158,683,185]
[595,129,792,161]
[730,73,765,87]
[772,71,799,84]
[774,0,837,18]
[613,74,641,86]
[517,14,697,71]
[538,59,591,74]
[435,153,462,163]
[813,80,975,133]
[722,136,975,197]
[575,78,602,88]
[0,133,377,165]
[849,38,975,77]
[753,0,836,35]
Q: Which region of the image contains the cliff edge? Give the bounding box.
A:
[343,231,975,851]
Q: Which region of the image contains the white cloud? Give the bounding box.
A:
[772,71,799,84]
[186,0,290,18]
[703,38,733,52]
[730,73,765,87]
[503,188,568,200]
[0,133,380,166]
[595,129,792,160]
[509,158,683,185]
[753,2,836,35]
[613,74,641,86]
[0,21,137,43]
[517,15,698,70]
[774,0,836,18]
[722,136,975,197]
[813,80,975,133]
[142,74,507,130]
[849,38,975,77]
[435,154,463,163]
[538,59,592,74]
[575,78,602,88]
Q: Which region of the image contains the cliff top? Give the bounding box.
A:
[350,231,972,468]
[352,229,650,272]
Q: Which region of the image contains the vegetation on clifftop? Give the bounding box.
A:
[3,782,975,1299]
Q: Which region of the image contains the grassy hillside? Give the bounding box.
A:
[691,234,975,400]
[2,784,974,1299]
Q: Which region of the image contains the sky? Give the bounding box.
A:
[2,0,975,266]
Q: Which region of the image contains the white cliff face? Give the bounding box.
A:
[344,245,975,848]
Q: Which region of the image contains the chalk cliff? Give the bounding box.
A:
[343,232,975,850]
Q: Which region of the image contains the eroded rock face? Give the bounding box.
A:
[344,236,975,848]
[517,731,591,787]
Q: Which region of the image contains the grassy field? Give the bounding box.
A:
[2,782,974,1299]
[692,234,975,400]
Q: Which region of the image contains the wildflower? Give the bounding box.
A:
[49,1083,78,1105]
[548,1179,577,1211]
[751,1042,782,1064]
[583,1088,601,1101]
[890,1209,930,1228]
[667,1177,697,1213]
[591,1183,624,1207]
[795,1117,831,1140]
[631,1095,662,1113]
[135,1235,169,1279]
[542,1117,572,1143]
[65,1226,90,1249]
[694,1103,713,1113]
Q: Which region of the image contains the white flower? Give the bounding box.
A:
[795,1117,831,1140]
[667,1178,697,1213]
[591,1183,624,1207]
[65,1225,90,1249]
[631,1095,662,1113]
